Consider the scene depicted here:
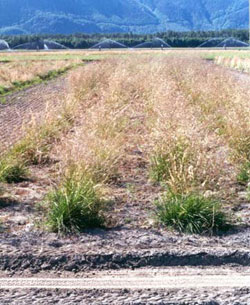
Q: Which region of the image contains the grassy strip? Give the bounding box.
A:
[142,56,237,234]
[0,65,74,101]
[214,56,250,74]
[0,57,102,102]
[0,59,112,234]
[202,51,250,61]
[0,54,103,62]
[0,59,103,183]
[171,58,250,179]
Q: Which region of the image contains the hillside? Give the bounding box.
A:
[0,0,248,34]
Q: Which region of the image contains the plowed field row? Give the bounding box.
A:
[0,77,67,153]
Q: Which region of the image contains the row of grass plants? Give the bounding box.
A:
[1,55,243,235]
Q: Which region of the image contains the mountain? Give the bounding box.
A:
[0,0,248,34]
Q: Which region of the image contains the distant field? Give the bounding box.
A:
[1,48,250,62]
[0,50,103,62]
[203,50,250,60]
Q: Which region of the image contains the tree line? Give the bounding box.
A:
[1,29,248,49]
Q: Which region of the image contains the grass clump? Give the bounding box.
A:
[155,192,231,235]
[237,162,250,184]
[0,119,63,183]
[12,121,64,165]
[0,156,27,183]
[46,171,106,234]
[0,122,61,183]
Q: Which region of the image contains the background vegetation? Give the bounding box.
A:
[1,29,249,49]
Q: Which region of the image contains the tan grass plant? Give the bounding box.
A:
[168,57,250,166]
[2,55,244,202]
[55,56,234,198]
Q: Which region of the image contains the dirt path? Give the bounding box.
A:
[1,269,249,304]
[1,268,250,289]
[0,76,68,153]
[1,275,250,290]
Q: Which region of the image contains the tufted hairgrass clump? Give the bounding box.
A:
[155,192,231,235]
[11,119,66,166]
[0,157,28,183]
[46,172,106,234]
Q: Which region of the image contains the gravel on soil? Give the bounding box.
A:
[0,288,249,305]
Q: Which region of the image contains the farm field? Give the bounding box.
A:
[0,49,250,304]
[1,49,250,88]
